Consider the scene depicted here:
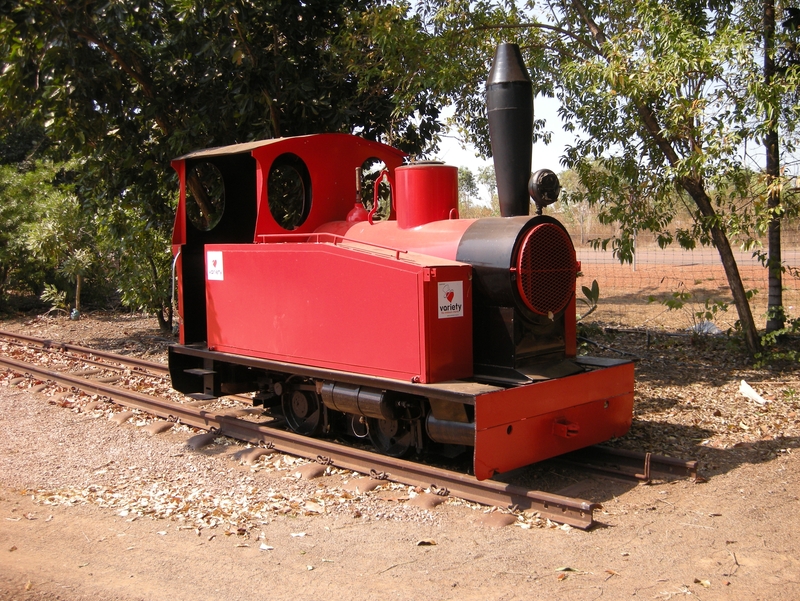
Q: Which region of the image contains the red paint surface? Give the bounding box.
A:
[170,160,186,246]
[204,242,473,383]
[394,164,459,229]
[473,362,635,480]
[169,133,632,479]
[251,134,406,238]
[315,218,476,261]
[564,295,577,357]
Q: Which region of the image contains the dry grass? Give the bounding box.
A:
[579,252,800,331]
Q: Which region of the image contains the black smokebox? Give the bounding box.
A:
[486,43,533,217]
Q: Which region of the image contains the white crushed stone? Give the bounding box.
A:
[0,366,547,534]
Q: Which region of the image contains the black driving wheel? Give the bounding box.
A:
[366,417,414,457]
[282,389,323,436]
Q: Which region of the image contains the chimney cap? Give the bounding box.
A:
[487,43,531,86]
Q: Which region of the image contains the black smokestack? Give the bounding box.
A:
[486,43,533,217]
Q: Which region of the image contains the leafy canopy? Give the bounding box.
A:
[416,0,800,353]
[0,0,445,323]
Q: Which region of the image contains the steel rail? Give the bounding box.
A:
[0,330,168,375]
[0,353,600,529]
[1,341,165,379]
[559,446,698,483]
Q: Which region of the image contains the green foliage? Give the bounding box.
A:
[22,160,104,312]
[0,123,48,165]
[336,1,444,154]
[0,0,446,323]
[0,162,61,300]
[0,165,34,296]
[648,285,732,332]
[39,283,67,313]
[0,173,160,316]
[475,165,500,216]
[577,279,600,321]
[415,0,800,353]
[457,166,480,212]
[697,298,730,323]
[0,0,442,179]
[419,0,555,156]
[102,212,173,326]
[457,165,502,218]
[755,309,800,366]
[556,168,594,244]
[581,279,600,305]
[653,290,693,312]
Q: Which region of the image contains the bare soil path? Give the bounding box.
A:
[1,313,799,600]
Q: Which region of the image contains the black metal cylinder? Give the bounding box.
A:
[486,43,533,218]
[320,382,397,421]
[457,214,570,312]
[425,415,475,446]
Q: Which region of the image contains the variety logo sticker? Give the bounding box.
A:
[207,251,224,281]
[438,281,463,319]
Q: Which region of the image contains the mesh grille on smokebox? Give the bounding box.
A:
[515,223,577,315]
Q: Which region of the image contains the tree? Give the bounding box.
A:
[762,0,800,333]
[476,164,501,215]
[0,164,42,300]
[764,0,783,333]
[23,161,99,314]
[420,0,800,355]
[95,203,175,329]
[0,0,443,327]
[0,122,48,166]
[458,166,495,218]
[558,168,593,245]
[458,166,479,209]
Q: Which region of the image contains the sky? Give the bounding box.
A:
[432,96,575,204]
[432,92,796,206]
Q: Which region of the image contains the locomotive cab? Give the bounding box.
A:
[171,135,406,347]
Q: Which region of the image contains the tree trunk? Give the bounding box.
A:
[681,177,761,353]
[765,0,784,333]
[75,274,82,313]
[0,265,9,298]
[156,303,172,333]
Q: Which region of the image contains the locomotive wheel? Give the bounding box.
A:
[366,417,414,457]
[282,390,323,436]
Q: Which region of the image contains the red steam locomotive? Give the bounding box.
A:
[167,44,634,480]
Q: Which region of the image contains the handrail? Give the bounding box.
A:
[171,248,182,313]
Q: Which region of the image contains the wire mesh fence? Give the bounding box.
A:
[575,244,800,332]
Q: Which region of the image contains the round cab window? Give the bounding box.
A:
[185,162,225,231]
[268,154,311,230]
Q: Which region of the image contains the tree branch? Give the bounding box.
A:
[470,22,602,57]
[72,29,173,135]
[231,12,257,67]
[568,0,608,45]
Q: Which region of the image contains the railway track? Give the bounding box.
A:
[0,329,169,375]
[0,329,698,530]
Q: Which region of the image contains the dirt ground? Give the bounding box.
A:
[1,313,800,601]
